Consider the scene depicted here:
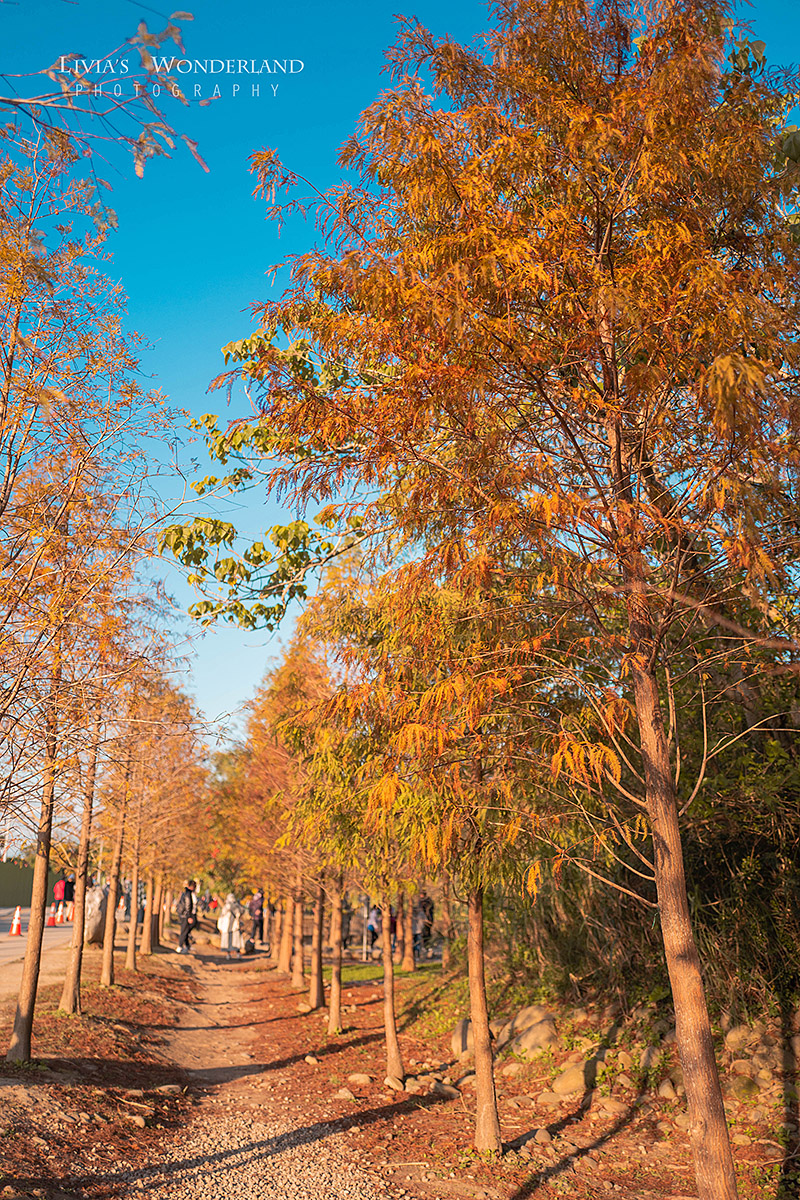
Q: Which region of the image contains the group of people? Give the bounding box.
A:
[366,890,435,958]
[175,881,268,960]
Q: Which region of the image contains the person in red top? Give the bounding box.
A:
[53,876,66,905]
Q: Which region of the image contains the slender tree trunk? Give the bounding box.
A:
[402,896,415,972]
[7,694,59,1062]
[270,904,282,965]
[100,767,130,988]
[394,892,405,965]
[441,871,454,971]
[124,784,143,973]
[140,873,154,956]
[382,899,404,1080]
[308,877,325,1010]
[468,885,502,1153]
[160,886,172,942]
[278,896,293,973]
[291,875,305,989]
[152,872,164,949]
[328,874,343,1035]
[59,704,100,1015]
[630,650,737,1198]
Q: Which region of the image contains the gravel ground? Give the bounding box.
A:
[115,1112,389,1199]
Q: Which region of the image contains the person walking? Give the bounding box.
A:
[366,904,381,953]
[248,887,264,945]
[175,879,197,954]
[420,890,435,954]
[218,893,244,959]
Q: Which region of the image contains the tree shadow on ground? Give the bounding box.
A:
[32,1093,449,1198]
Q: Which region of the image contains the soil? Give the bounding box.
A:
[0,923,795,1199]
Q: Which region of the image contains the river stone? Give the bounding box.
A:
[553,1061,594,1095]
[347,1073,372,1086]
[657,1079,677,1101]
[432,1079,461,1100]
[384,1075,404,1092]
[496,1004,554,1048]
[731,1075,760,1102]
[725,1025,752,1053]
[601,1098,629,1116]
[534,1127,552,1144]
[84,885,107,945]
[732,1133,751,1146]
[507,1020,559,1059]
[639,1045,660,1071]
[335,1087,356,1101]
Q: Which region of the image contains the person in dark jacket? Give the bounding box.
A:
[248,887,264,945]
[175,880,197,954]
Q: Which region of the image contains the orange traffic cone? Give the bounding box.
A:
[55,901,64,925]
[66,901,74,922]
[9,906,22,936]
[46,903,56,927]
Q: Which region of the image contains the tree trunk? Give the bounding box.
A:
[441,871,454,971]
[630,653,738,1199]
[139,874,154,956]
[270,904,282,965]
[308,877,325,1010]
[394,892,405,965]
[468,885,502,1153]
[152,872,164,949]
[328,874,343,1035]
[278,895,293,973]
[382,899,404,1080]
[124,785,142,973]
[402,896,415,972]
[7,695,58,1062]
[100,771,129,988]
[160,885,171,942]
[291,876,305,990]
[59,705,100,1015]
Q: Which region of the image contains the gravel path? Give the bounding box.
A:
[114,952,391,1200]
[119,1113,387,1199]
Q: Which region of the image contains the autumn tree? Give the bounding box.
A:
[162,2,800,1194]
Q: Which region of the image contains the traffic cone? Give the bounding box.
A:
[66,901,74,922]
[8,906,22,936]
[55,901,65,925]
[46,903,56,927]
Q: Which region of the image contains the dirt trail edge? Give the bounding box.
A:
[114,949,398,1200]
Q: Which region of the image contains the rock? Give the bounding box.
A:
[124,1114,146,1128]
[489,1017,508,1037]
[616,1072,636,1091]
[639,1045,660,1070]
[502,1062,524,1077]
[335,1087,356,1101]
[451,1018,473,1058]
[384,1075,405,1092]
[432,1080,461,1100]
[304,1055,319,1066]
[616,1050,633,1071]
[297,1002,312,1014]
[731,1059,753,1076]
[657,1079,677,1101]
[656,1121,672,1134]
[496,1004,554,1048]
[125,1087,146,1097]
[553,1062,595,1095]
[534,1127,552,1144]
[347,1072,371,1086]
[725,1025,752,1053]
[405,1079,424,1095]
[731,1076,760,1102]
[155,1084,182,1095]
[84,885,107,945]
[536,1090,562,1106]
[732,1133,751,1146]
[674,1113,691,1130]
[600,1098,628,1116]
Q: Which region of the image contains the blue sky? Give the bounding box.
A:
[1,0,795,738]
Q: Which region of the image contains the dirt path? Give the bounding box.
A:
[110,949,396,1200]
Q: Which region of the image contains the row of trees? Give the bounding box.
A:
[164,4,800,1199]
[1,37,211,1059]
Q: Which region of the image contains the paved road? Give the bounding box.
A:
[0,905,75,964]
